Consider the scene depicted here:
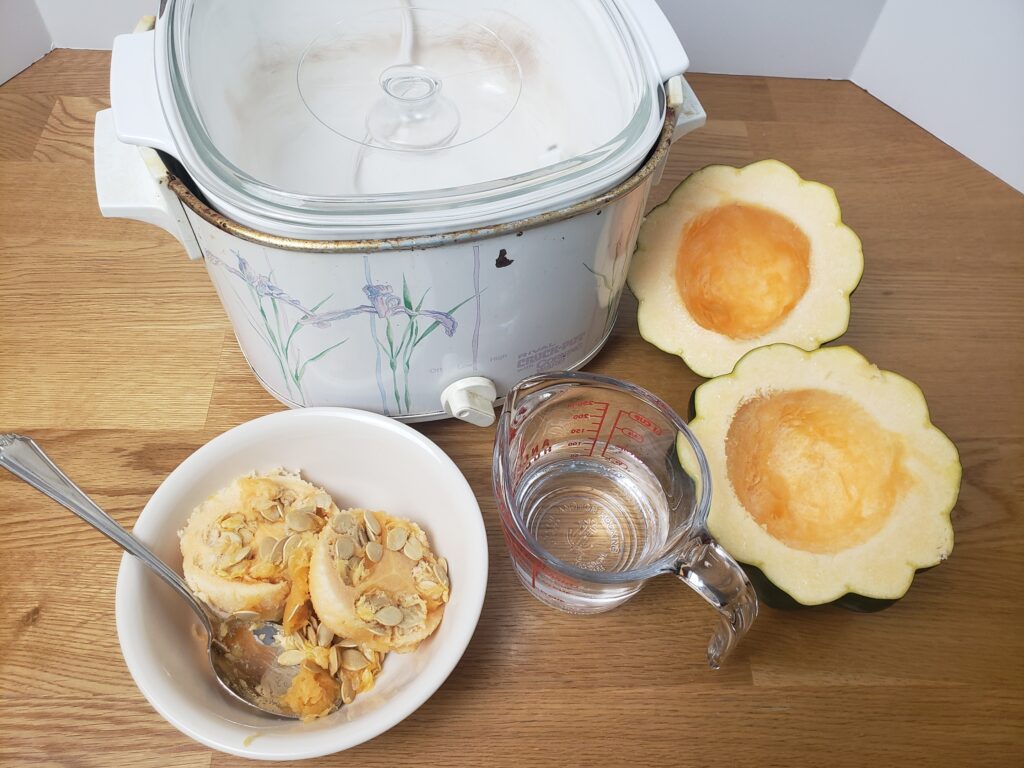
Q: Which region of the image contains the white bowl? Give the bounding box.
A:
[115,408,487,760]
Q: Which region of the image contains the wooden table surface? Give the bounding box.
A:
[1,51,1022,767]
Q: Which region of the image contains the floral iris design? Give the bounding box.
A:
[301,284,458,337]
[205,251,347,406]
[207,251,472,413]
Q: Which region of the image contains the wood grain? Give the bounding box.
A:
[1,55,1022,768]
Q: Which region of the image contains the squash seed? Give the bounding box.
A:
[304,625,317,645]
[317,623,334,648]
[258,536,279,562]
[220,546,251,568]
[375,606,403,626]
[363,510,381,536]
[258,501,283,522]
[277,489,297,505]
[291,500,316,516]
[334,536,355,560]
[355,526,368,548]
[302,658,323,673]
[328,645,340,676]
[334,638,359,648]
[277,650,305,666]
[285,601,307,626]
[313,492,333,511]
[399,608,422,630]
[231,610,261,622]
[365,541,384,563]
[386,527,408,551]
[434,564,450,588]
[341,677,355,704]
[282,534,301,562]
[270,535,288,564]
[286,508,318,533]
[220,530,243,548]
[330,511,355,533]
[403,537,423,561]
[341,649,369,671]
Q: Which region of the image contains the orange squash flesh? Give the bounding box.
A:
[675,202,811,340]
[282,547,312,634]
[282,666,341,720]
[725,389,912,553]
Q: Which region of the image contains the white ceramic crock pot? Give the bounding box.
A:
[95,1,705,424]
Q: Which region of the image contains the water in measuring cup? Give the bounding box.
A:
[513,444,670,575]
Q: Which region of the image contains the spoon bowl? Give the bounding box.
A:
[0,434,303,719]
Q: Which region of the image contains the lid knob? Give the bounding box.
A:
[296,7,521,156]
[441,377,498,427]
[368,64,461,150]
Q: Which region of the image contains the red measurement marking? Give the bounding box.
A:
[629,411,663,436]
[601,409,625,457]
[587,401,610,457]
[620,426,644,443]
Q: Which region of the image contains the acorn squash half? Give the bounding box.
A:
[629,160,863,377]
[683,344,960,607]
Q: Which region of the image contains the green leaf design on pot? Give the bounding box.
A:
[207,251,348,405]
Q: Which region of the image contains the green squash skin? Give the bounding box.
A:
[740,563,903,612]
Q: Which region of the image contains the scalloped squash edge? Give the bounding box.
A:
[681,344,961,605]
[629,160,864,377]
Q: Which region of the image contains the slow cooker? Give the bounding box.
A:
[94,0,705,424]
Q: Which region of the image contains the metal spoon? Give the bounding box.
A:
[0,434,305,719]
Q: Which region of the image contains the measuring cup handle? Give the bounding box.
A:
[674,532,758,669]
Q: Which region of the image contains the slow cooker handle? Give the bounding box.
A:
[94,109,202,260]
[618,2,705,145]
[649,75,706,187]
[668,75,707,143]
[110,24,177,156]
[619,0,689,83]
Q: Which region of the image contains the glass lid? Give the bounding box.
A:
[160,0,666,237]
[298,7,522,152]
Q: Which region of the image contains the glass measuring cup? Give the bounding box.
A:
[492,372,757,668]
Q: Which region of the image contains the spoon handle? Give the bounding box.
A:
[0,434,213,636]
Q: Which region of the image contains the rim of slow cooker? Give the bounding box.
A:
[164,102,676,253]
[159,0,666,238]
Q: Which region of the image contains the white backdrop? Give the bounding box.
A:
[33,0,154,51]
[853,0,1024,192]
[0,0,50,83]
[663,0,886,79]
[2,0,1022,192]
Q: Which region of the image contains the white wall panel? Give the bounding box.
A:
[33,0,150,49]
[0,0,51,84]
[662,0,886,78]
[852,0,1024,192]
